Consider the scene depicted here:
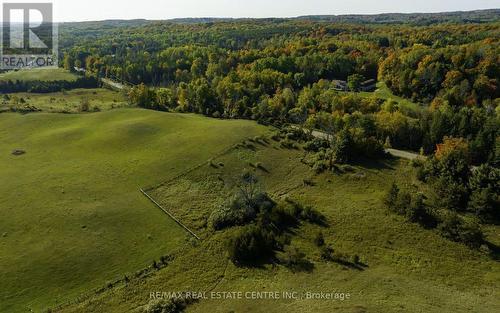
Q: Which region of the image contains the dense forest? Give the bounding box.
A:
[58,14,499,163]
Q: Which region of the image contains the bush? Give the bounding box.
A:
[280,138,298,149]
[281,126,312,142]
[209,172,275,230]
[304,138,330,152]
[226,225,276,265]
[78,98,90,112]
[320,246,334,261]
[312,159,329,174]
[314,231,325,247]
[258,203,299,233]
[438,213,484,249]
[384,183,399,208]
[355,136,385,159]
[209,192,274,230]
[468,188,499,222]
[300,206,326,225]
[331,130,354,164]
[340,164,356,173]
[434,177,469,211]
[352,255,360,264]
[143,298,189,313]
[468,165,500,222]
[406,194,438,228]
[385,186,412,215]
[280,246,313,272]
[385,185,437,228]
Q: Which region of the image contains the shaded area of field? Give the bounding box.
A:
[0,109,267,313]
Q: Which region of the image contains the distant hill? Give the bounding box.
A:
[297,9,500,25]
[2,9,497,29]
[164,9,500,25]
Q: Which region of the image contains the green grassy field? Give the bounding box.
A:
[0,68,78,82]
[1,88,128,113]
[0,109,268,313]
[358,82,424,114]
[57,140,500,313]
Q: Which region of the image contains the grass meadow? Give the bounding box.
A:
[1,88,128,113]
[0,109,268,312]
[0,68,78,82]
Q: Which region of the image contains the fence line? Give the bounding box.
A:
[143,140,249,192]
[140,188,201,240]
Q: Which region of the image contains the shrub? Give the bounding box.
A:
[281,126,312,142]
[331,130,354,164]
[209,172,275,230]
[312,159,329,174]
[406,194,438,228]
[303,178,315,186]
[314,231,325,247]
[385,185,438,228]
[468,188,499,222]
[78,98,90,112]
[352,255,360,264]
[468,165,500,222]
[300,206,326,225]
[434,177,469,211]
[143,298,189,313]
[280,246,312,272]
[280,138,298,149]
[438,213,484,249]
[320,246,334,261]
[226,225,276,265]
[340,164,356,173]
[258,204,299,233]
[304,138,330,152]
[384,184,411,215]
[355,136,385,159]
[209,193,270,230]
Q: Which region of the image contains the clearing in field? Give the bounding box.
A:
[0,88,128,113]
[0,109,268,313]
[0,68,78,82]
[58,139,500,313]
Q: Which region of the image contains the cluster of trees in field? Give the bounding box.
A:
[385,137,499,249]
[209,171,329,268]
[0,76,99,93]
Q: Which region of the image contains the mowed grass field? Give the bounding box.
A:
[0,109,268,312]
[0,68,78,82]
[1,88,128,113]
[59,141,500,313]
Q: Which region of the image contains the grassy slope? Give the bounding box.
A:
[1,88,128,113]
[0,109,268,313]
[359,82,423,114]
[59,141,500,313]
[0,68,78,82]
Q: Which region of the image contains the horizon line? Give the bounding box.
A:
[33,7,500,24]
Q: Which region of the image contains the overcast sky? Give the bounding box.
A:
[1,0,499,22]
